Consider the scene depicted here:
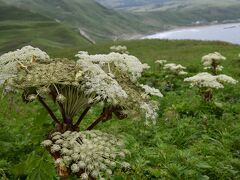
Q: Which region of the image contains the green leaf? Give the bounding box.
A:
[196,162,212,169]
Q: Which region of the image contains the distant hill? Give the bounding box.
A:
[1,0,155,41]
[96,0,240,28]
[0,1,91,55]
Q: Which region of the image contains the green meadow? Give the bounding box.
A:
[1,39,240,179]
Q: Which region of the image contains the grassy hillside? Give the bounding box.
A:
[0,2,90,55]
[1,0,156,41]
[1,39,240,179]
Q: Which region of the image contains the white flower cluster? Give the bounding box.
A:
[202,52,226,72]
[41,130,130,179]
[78,61,128,105]
[76,52,150,82]
[184,72,238,89]
[155,60,167,65]
[76,51,161,123]
[140,84,163,97]
[163,63,188,75]
[110,45,129,54]
[0,46,50,84]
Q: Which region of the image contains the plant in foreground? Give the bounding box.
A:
[0,46,162,179]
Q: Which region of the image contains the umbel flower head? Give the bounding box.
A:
[110,45,129,54]
[184,72,238,89]
[42,130,130,179]
[163,63,188,75]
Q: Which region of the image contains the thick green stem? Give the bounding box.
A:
[38,96,61,126]
[86,107,113,130]
[74,106,91,129]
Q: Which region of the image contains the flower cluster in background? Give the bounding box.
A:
[110,45,129,54]
[163,63,188,75]
[155,60,167,66]
[184,72,238,89]
[184,52,238,101]
[201,52,226,74]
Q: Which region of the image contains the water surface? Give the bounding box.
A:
[144,23,240,44]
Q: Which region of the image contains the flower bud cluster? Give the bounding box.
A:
[41,130,130,179]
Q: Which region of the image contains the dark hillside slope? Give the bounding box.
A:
[0,2,90,55]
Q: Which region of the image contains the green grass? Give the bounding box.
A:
[1,39,240,179]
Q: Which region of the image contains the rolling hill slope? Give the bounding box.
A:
[1,0,155,41]
[0,1,90,55]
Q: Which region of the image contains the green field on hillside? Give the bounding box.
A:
[1,39,240,179]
